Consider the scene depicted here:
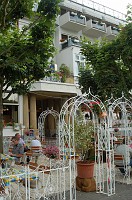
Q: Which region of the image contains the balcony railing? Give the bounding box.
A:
[68,0,126,21]
[83,19,106,37]
[43,76,61,82]
[70,12,86,25]
[59,11,86,31]
[61,38,80,49]
[92,20,106,31]
[111,27,120,35]
[106,26,120,40]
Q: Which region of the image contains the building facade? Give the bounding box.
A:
[3,0,126,137]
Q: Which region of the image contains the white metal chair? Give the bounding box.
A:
[114,154,131,183]
[31,146,43,163]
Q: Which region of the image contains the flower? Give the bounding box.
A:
[44,145,59,159]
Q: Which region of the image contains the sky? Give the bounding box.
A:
[93,0,131,14]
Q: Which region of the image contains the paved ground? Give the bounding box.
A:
[76,182,132,200]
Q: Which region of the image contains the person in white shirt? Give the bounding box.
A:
[31,136,41,146]
[115,138,132,174]
[30,136,42,163]
[30,136,42,152]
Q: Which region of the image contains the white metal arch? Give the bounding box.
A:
[59,89,114,198]
[38,108,59,141]
[108,93,132,184]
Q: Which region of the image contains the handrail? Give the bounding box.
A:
[68,0,126,21]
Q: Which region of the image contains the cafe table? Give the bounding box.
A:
[0,154,16,168]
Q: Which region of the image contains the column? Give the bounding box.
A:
[30,94,37,129]
[47,99,54,137]
[18,95,23,125]
[23,94,29,129]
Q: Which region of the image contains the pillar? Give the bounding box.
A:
[30,94,37,129]
[47,99,54,137]
[23,94,29,129]
[18,95,23,125]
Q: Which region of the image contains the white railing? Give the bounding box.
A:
[0,162,71,200]
[69,0,126,21]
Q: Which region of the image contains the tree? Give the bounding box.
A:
[79,65,97,95]
[0,0,61,153]
[126,4,132,22]
[79,19,132,101]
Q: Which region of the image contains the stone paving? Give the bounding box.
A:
[76,182,132,200]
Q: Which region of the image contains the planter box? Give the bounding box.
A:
[3,127,20,136]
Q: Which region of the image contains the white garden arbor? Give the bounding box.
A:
[59,90,132,198]
[38,108,59,142]
[59,89,115,198]
[107,93,132,184]
[0,93,131,199]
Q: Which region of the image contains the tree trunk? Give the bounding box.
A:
[0,80,3,154]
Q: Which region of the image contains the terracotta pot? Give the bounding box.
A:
[77,161,94,178]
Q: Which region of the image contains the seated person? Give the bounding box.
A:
[15,133,29,152]
[115,138,132,174]
[15,133,25,145]
[30,135,42,153]
[30,136,42,163]
[9,136,24,163]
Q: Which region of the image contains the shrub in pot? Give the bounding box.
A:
[74,111,95,179]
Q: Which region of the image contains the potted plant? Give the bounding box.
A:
[74,111,95,179]
[59,64,70,83]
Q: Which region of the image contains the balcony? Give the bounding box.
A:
[59,11,86,31]
[106,26,120,40]
[65,0,126,22]
[60,37,80,50]
[82,19,107,38]
[30,80,79,95]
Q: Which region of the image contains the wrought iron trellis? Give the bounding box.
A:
[38,108,59,142]
[59,89,115,198]
[1,93,131,199]
[107,93,132,184]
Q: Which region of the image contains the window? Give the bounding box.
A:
[3,105,18,126]
[75,53,85,72]
[74,54,85,83]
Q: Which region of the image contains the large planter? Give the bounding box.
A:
[77,161,95,178]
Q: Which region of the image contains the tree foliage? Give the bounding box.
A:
[0,0,61,97]
[79,17,132,101]
[0,0,61,153]
[126,4,132,22]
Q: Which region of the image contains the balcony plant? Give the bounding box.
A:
[74,111,95,178]
[59,64,70,83]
